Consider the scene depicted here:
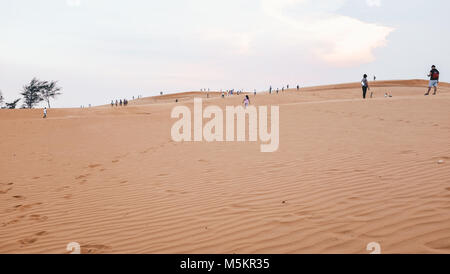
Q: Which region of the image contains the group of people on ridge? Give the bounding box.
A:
[111,99,129,107]
[360,65,440,99]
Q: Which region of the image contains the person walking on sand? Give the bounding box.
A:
[425,65,440,96]
[243,95,250,109]
[361,74,370,99]
[43,107,47,118]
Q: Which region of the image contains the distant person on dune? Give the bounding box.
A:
[361,74,370,99]
[43,107,47,118]
[243,95,250,108]
[111,100,114,107]
[425,65,440,96]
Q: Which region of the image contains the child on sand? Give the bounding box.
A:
[243,95,250,108]
[43,107,47,118]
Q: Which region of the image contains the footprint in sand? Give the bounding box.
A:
[141,147,155,154]
[88,164,102,169]
[425,237,450,251]
[18,237,38,246]
[75,174,90,184]
[81,244,112,254]
[12,195,26,200]
[75,174,90,180]
[2,215,26,227]
[35,231,48,236]
[29,214,49,222]
[18,231,49,246]
[112,159,120,163]
[0,187,12,194]
[14,202,43,212]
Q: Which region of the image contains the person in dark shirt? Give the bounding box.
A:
[425,65,440,96]
[361,74,370,99]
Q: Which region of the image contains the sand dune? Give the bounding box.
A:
[1,80,450,254]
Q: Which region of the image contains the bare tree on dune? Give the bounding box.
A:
[21,78,63,109]
[6,99,21,109]
[40,80,62,108]
[0,90,4,107]
[21,78,44,109]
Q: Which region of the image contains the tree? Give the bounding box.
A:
[21,78,44,109]
[20,78,63,109]
[6,99,21,109]
[40,80,62,108]
[0,90,4,107]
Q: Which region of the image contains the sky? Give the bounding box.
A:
[0,0,449,108]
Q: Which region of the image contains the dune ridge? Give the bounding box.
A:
[1,80,450,254]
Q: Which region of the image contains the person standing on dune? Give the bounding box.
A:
[425,65,440,96]
[43,107,47,119]
[243,95,250,108]
[361,74,370,99]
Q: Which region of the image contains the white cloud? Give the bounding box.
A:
[366,0,382,7]
[66,0,81,8]
[259,0,393,66]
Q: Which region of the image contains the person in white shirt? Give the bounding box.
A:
[361,74,370,99]
[43,107,47,118]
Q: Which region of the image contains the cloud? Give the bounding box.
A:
[66,0,81,8]
[366,0,382,7]
[260,0,393,66]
